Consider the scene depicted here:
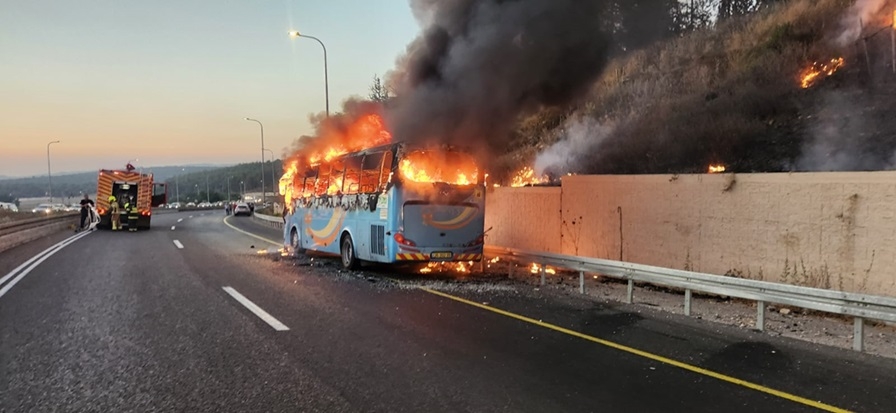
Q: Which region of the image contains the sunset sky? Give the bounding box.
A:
[0,0,418,177]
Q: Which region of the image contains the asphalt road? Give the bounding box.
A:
[1,210,894,412]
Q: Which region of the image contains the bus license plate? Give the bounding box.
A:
[431,252,453,260]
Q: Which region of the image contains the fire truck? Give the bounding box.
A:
[95,165,167,230]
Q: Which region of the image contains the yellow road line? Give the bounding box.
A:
[222,216,282,247]
[421,287,851,413]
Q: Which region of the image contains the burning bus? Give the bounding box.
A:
[281,142,486,270]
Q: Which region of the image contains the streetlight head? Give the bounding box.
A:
[288,30,300,37]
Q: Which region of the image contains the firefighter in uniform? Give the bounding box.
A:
[126,197,139,232]
[108,195,121,231]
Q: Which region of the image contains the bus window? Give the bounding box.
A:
[315,164,331,196]
[329,159,345,195]
[303,167,317,197]
[361,152,385,193]
[343,155,363,195]
[379,151,393,191]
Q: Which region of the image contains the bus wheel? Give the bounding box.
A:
[290,228,305,255]
[341,234,359,270]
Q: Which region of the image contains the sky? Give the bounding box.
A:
[0,0,419,177]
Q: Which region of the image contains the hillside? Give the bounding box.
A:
[0,163,278,203]
[496,0,896,178]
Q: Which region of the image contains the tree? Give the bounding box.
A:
[369,74,391,103]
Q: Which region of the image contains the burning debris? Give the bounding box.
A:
[708,164,727,173]
[419,261,474,274]
[509,166,550,187]
[800,57,845,89]
[529,263,556,275]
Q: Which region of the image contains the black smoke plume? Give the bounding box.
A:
[386,0,612,161]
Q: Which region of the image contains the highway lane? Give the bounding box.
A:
[1,211,894,412]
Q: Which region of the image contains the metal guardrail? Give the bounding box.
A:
[484,246,896,352]
[250,212,284,230]
[0,213,78,237]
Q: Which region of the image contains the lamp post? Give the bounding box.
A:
[244,118,265,205]
[205,173,210,203]
[175,167,184,204]
[227,176,233,202]
[240,181,244,201]
[288,30,329,118]
[263,148,277,197]
[46,140,60,203]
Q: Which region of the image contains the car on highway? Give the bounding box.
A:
[0,202,18,212]
[32,204,58,214]
[233,203,251,216]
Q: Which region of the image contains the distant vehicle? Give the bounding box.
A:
[233,203,251,216]
[65,204,80,212]
[198,202,212,208]
[95,167,166,230]
[0,202,18,212]
[32,204,56,214]
[186,202,196,207]
[167,202,181,209]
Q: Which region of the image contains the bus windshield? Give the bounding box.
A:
[398,150,479,185]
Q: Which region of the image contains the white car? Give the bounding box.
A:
[32,204,55,214]
[0,202,18,212]
[233,203,252,216]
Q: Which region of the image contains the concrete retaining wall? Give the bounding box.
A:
[0,221,74,254]
[485,172,896,296]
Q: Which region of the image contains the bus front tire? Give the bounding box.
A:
[341,234,359,270]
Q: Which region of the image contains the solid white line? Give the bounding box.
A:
[171,226,176,231]
[222,216,281,247]
[0,231,92,299]
[177,218,183,223]
[222,286,289,331]
[173,240,184,249]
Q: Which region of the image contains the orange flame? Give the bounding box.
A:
[280,113,392,212]
[708,164,726,173]
[399,151,479,185]
[529,263,556,275]
[800,57,844,89]
[419,261,473,274]
[510,166,549,187]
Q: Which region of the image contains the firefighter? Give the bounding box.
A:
[108,195,121,231]
[126,197,139,232]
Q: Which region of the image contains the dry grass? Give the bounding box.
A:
[503,0,860,175]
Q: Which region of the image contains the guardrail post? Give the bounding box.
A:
[853,317,864,352]
[508,260,514,278]
[540,265,546,286]
[684,289,692,316]
[626,279,634,304]
[756,301,765,331]
[579,271,584,294]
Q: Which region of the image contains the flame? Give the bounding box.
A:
[510,166,549,187]
[800,57,844,89]
[399,151,479,185]
[529,263,556,275]
[280,113,392,213]
[419,261,473,274]
[708,164,726,173]
[893,9,896,30]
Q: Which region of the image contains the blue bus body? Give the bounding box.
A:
[282,143,485,268]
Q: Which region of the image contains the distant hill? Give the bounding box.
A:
[0,164,241,200]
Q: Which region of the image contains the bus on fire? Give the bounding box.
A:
[280,142,486,270]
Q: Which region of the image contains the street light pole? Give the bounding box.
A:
[288,31,329,118]
[227,176,232,202]
[244,118,265,205]
[263,148,277,197]
[46,140,60,203]
[205,173,210,203]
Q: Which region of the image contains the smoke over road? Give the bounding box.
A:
[386,0,612,160]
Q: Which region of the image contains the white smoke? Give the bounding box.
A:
[534,116,613,176]
[835,0,888,46]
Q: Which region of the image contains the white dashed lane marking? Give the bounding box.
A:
[173,240,184,249]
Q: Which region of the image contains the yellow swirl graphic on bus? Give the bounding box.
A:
[305,209,346,246]
[423,206,477,230]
